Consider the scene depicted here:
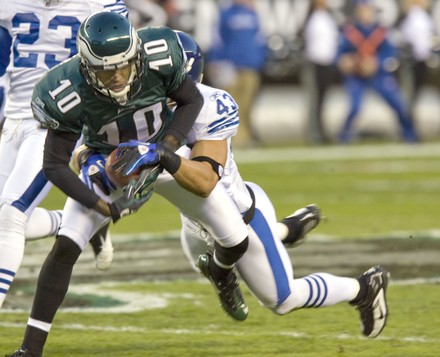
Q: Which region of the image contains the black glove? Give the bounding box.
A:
[108,180,153,223]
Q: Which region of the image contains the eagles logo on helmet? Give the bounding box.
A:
[76,12,144,105]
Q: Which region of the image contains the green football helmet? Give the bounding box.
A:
[77,12,143,105]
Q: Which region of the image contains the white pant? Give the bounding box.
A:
[61,162,249,251]
[0,119,52,214]
[180,181,295,311]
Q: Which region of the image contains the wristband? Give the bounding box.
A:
[157,141,181,175]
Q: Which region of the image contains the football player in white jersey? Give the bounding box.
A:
[0,0,128,309]
[118,31,390,338]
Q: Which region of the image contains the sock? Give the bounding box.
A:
[276,221,289,241]
[276,273,361,314]
[210,237,249,280]
[25,208,62,240]
[20,236,81,354]
[350,275,368,305]
[0,204,28,308]
[209,252,233,280]
[22,321,50,357]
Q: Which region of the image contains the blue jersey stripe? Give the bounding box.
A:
[207,119,239,135]
[207,110,238,129]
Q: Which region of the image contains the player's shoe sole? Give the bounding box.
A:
[281,204,321,247]
[352,265,390,338]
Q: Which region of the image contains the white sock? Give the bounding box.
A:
[25,208,62,240]
[275,273,361,314]
[0,204,28,308]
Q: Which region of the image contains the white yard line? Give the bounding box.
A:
[0,321,438,344]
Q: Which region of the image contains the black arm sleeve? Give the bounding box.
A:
[43,129,101,209]
[166,75,204,145]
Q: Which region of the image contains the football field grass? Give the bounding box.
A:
[1,142,440,356]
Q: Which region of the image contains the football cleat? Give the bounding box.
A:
[351,265,390,338]
[89,224,114,270]
[5,347,34,357]
[280,204,321,247]
[196,253,248,321]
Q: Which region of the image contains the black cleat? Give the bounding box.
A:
[280,204,321,247]
[351,265,390,338]
[5,347,34,357]
[196,253,248,321]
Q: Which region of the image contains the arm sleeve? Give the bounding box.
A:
[43,129,101,209]
[165,75,204,145]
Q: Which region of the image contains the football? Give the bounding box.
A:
[105,148,142,188]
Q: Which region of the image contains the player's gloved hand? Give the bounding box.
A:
[112,140,160,176]
[108,179,153,223]
[80,153,116,195]
[113,140,181,176]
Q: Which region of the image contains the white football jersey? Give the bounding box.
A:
[0,0,127,121]
[187,83,252,214]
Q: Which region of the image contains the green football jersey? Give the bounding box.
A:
[32,26,186,154]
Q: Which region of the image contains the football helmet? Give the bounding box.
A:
[77,12,143,105]
[175,31,204,83]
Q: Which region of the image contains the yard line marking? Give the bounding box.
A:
[1,274,438,315]
[0,321,439,344]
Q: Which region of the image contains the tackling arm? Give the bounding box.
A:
[172,139,227,197]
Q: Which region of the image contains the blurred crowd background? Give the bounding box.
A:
[124,0,440,147]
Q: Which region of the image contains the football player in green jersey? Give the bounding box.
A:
[8,12,209,356]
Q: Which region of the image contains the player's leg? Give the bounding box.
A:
[238,182,389,338]
[14,197,110,356]
[24,149,115,269]
[0,121,51,308]
[155,171,249,321]
[24,208,62,240]
[371,74,418,142]
[339,76,365,143]
[180,215,210,272]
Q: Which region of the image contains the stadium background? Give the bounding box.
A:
[169,0,440,144]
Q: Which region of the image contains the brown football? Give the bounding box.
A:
[105,148,141,188]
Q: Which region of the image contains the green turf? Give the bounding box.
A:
[2,281,439,356]
[2,144,440,356]
[39,150,440,238]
